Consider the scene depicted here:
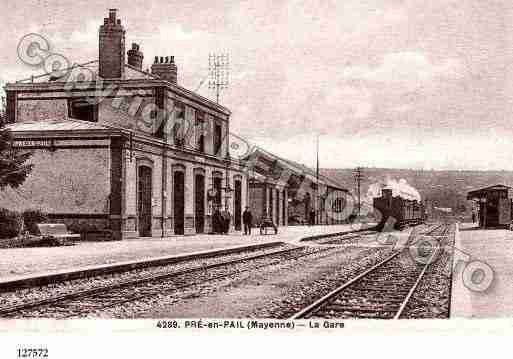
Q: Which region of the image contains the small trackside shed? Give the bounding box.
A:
[467,185,513,228]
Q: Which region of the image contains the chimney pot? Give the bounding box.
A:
[171,56,175,63]
[99,9,125,78]
[127,42,144,70]
[151,55,178,84]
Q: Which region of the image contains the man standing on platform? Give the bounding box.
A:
[212,205,222,234]
[221,208,231,234]
[309,209,316,226]
[243,206,253,235]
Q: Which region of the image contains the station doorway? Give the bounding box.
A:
[195,173,205,234]
[234,179,242,230]
[213,176,222,208]
[174,171,185,235]
[137,166,152,237]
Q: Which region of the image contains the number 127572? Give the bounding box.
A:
[17,348,48,358]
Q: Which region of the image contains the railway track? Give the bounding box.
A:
[0,229,380,318]
[290,224,450,320]
[311,230,379,245]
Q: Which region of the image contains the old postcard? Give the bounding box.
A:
[0,0,511,357]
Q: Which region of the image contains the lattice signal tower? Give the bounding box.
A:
[208,53,229,104]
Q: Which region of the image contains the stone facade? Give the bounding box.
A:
[0,145,110,214]
[2,9,248,240]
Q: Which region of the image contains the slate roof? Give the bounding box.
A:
[4,118,112,132]
[16,61,156,84]
[245,145,348,192]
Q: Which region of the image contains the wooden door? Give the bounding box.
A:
[138,166,152,237]
[234,180,242,230]
[214,177,222,208]
[195,174,205,233]
[174,171,185,235]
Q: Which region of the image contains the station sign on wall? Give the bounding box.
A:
[13,139,53,148]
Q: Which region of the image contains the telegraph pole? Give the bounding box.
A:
[354,167,364,218]
[208,53,229,104]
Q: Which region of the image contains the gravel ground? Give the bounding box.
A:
[0,230,371,313]
[0,224,357,278]
[0,243,294,309]
[1,228,412,319]
[7,243,362,318]
[252,247,397,318]
[83,230,412,319]
[104,238,400,319]
[0,238,278,278]
[401,224,456,319]
[106,225,421,319]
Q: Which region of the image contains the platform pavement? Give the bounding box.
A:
[451,222,513,318]
[0,224,367,281]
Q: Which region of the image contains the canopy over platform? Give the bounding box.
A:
[467,185,513,200]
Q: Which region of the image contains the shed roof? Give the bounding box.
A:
[246,146,348,192]
[467,184,513,200]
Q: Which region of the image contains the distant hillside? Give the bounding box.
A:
[320,168,513,214]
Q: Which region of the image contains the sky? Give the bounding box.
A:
[1,0,513,171]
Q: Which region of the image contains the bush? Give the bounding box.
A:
[0,208,22,239]
[22,209,48,235]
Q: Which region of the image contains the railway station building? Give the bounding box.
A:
[0,9,247,240]
[467,185,513,228]
[244,147,349,226]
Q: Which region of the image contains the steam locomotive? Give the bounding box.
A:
[373,188,426,230]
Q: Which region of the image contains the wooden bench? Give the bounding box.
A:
[259,218,278,235]
[36,223,81,244]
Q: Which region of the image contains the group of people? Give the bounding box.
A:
[211,205,271,236]
[212,206,232,234]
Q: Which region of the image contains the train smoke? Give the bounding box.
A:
[366,178,421,202]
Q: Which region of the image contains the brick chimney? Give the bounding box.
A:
[151,55,178,84]
[127,43,144,70]
[99,9,126,78]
